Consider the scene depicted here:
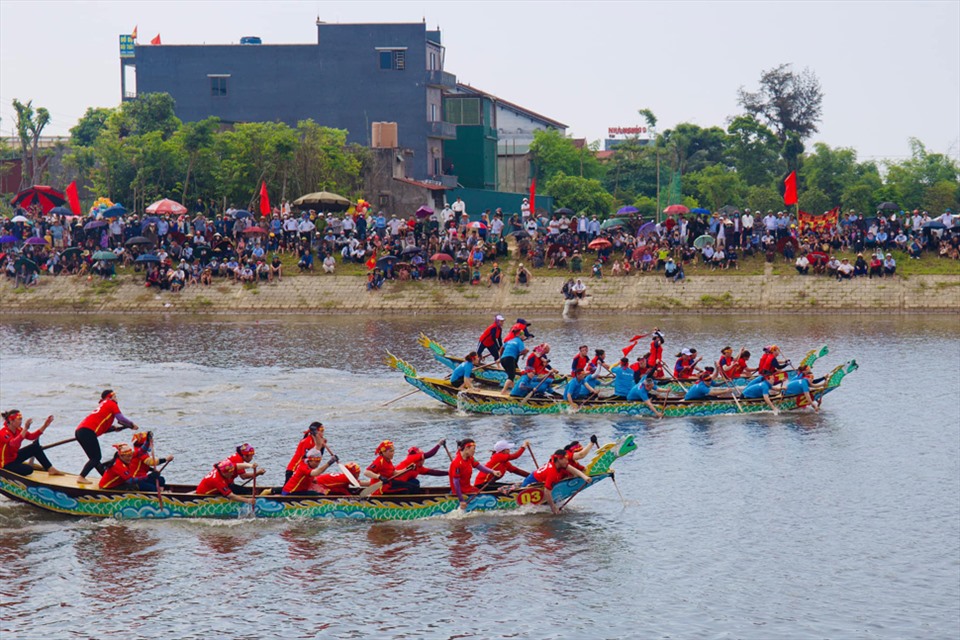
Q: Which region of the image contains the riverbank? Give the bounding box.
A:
[2,269,958,315]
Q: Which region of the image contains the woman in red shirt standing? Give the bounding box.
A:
[286,422,326,482]
[0,410,63,476]
[75,390,139,484]
[448,438,501,510]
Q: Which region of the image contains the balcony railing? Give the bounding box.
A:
[428,120,457,139]
[425,69,456,88]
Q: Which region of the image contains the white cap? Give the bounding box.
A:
[495,314,505,321]
[493,440,516,452]
[681,348,692,356]
[305,448,324,459]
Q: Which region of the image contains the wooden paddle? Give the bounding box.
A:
[148,432,164,508]
[715,363,744,413]
[39,435,77,451]
[360,466,413,498]
[323,443,362,488]
[527,445,540,469]
[380,389,419,407]
[519,375,553,406]
[442,442,454,462]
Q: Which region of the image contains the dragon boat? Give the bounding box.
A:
[388,353,858,417]
[0,436,635,521]
[417,334,831,393]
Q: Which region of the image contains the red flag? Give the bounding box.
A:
[622,333,649,357]
[151,34,161,45]
[258,181,270,216]
[131,25,138,41]
[65,181,81,216]
[783,171,798,206]
[528,178,536,216]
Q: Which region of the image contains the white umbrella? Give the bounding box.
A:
[11,215,30,223]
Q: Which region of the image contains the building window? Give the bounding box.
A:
[445,98,480,126]
[430,103,438,122]
[378,49,405,71]
[210,76,228,97]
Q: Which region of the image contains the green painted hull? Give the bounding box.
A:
[0,436,637,521]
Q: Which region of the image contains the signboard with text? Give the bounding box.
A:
[119,35,135,58]
[608,126,649,137]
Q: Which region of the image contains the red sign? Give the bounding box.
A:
[608,126,648,136]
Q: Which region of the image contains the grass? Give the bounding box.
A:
[699,292,735,307]
[90,279,120,295]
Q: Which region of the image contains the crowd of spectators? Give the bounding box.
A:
[2,197,958,292]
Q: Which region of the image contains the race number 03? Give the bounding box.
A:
[517,488,543,505]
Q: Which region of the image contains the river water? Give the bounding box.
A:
[0,313,958,639]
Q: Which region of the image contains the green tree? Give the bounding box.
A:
[726,115,780,186]
[744,184,783,214]
[738,63,824,141]
[631,195,658,218]
[70,107,114,147]
[923,180,960,214]
[176,117,220,200]
[111,92,181,139]
[529,129,603,185]
[292,121,364,200]
[689,165,746,211]
[798,186,831,215]
[657,123,729,176]
[884,138,960,210]
[545,172,615,216]
[12,99,51,188]
[603,138,658,203]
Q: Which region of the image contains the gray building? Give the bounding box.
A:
[121,21,457,180]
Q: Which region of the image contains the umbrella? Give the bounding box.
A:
[146,198,188,215]
[24,236,48,246]
[376,255,398,269]
[807,251,829,264]
[101,204,127,218]
[293,191,351,208]
[691,207,711,214]
[141,216,161,227]
[401,246,423,256]
[617,206,639,216]
[554,207,575,216]
[467,221,487,230]
[663,204,690,215]
[49,206,74,216]
[92,250,118,261]
[125,236,154,246]
[232,209,253,219]
[415,206,434,219]
[922,221,947,230]
[429,253,454,262]
[877,202,899,211]
[10,215,31,224]
[693,234,715,249]
[511,229,531,239]
[0,235,18,244]
[601,218,629,231]
[243,226,268,235]
[84,220,108,230]
[14,257,39,273]
[61,247,82,258]
[588,238,612,250]
[10,186,66,214]
[637,221,658,238]
[135,253,161,263]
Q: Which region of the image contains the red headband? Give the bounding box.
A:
[4,411,21,424]
[376,440,394,455]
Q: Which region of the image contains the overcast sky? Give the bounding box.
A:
[1,0,957,163]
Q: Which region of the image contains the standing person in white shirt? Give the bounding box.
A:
[490,215,504,242]
[440,204,454,227]
[451,197,466,217]
[520,198,531,221]
[740,209,754,247]
[577,215,589,242]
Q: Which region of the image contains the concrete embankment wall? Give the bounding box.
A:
[2,273,958,316]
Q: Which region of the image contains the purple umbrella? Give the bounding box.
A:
[415,206,434,219]
[637,221,658,238]
[84,220,108,230]
[617,206,639,216]
[0,235,18,244]
[24,236,48,246]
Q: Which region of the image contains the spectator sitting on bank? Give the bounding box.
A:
[610,260,622,276]
[853,253,868,276]
[570,250,583,273]
[561,278,575,300]
[322,254,336,274]
[883,253,897,277]
[298,245,314,271]
[571,278,587,299]
[826,256,840,278]
[367,268,385,291]
[869,253,883,278]
[837,258,854,280]
[592,260,603,279]
[515,263,531,286]
[664,257,684,282]
[487,262,501,287]
[795,254,810,275]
